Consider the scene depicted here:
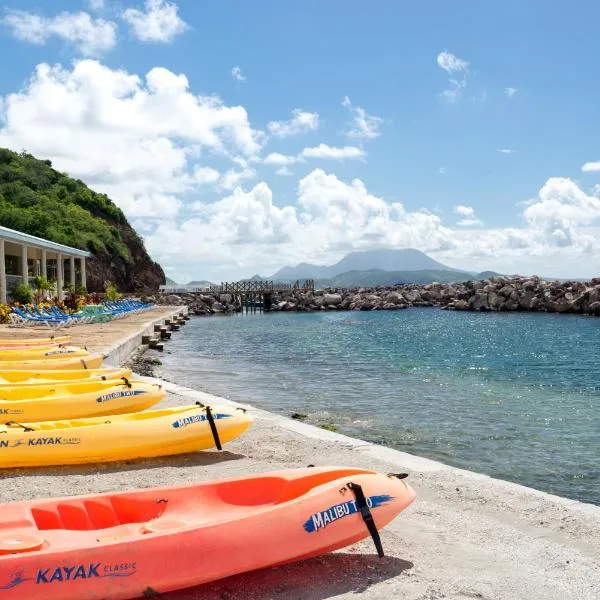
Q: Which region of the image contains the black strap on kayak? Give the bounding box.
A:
[80,359,88,370]
[388,473,409,480]
[5,421,35,432]
[121,376,132,388]
[204,406,222,451]
[347,482,384,558]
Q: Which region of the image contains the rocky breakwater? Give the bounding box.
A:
[270,276,600,315]
[149,276,600,317]
[150,292,241,316]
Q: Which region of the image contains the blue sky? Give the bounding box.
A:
[1,0,600,281]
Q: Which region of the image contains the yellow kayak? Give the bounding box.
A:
[0,367,131,385]
[0,335,70,346]
[0,403,252,467]
[0,354,104,370]
[0,345,89,361]
[0,376,141,399]
[0,379,164,421]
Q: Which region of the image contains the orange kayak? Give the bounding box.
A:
[0,466,416,599]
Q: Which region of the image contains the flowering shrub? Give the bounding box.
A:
[0,304,11,324]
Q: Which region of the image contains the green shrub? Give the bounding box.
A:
[12,283,33,304]
[104,280,122,301]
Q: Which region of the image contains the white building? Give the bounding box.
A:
[0,225,90,303]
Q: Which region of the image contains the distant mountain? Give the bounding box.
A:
[272,249,471,281]
[316,269,501,287]
[165,277,178,286]
[186,280,214,287]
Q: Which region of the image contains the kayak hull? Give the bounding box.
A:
[0,380,164,421]
[0,355,104,370]
[0,467,416,599]
[0,346,88,361]
[0,336,70,346]
[0,368,132,385]
[0,403,253,467]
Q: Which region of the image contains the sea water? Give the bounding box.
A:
[157,309,599,505]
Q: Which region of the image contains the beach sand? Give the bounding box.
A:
[0,311,598,599]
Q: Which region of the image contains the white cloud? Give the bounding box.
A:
[438,167,446,175]
[263,152,299,165]
[217,167,257,191]
[231,66,246,82]
[1,10,117,56]
[193,166,220,185]
[267,109,319,138]
[582,161,600,172]
[436,51,469,103]
[498,148,517,154]
[454,205,483,227]
[0,60,264,219]
[437,51,469,74]
[300,144,365,160]
[504,87,518,98]
[342,96,383,140]
[87,0,105,10]
[276,166,293,176]
[122,0,188,43]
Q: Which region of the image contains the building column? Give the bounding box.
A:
[41,250,47,278]
[21,244,28,285]
[70,256,75,287]
[57,253,64,301]
[81,257,86,289]
[0,240,6,304]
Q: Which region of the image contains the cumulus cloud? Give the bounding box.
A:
[504,87,518,98]
[231,66,246,82]
[1,9,117,56]
[454,205,483,227]
[300,144,365,160]
[263,153,299,165]
[146,168,458,280]
[498,148,517,154]
[276,166,293,176]
[436,51,469,103]
[267,109,319,138]
[122,0,188,43]
[0,60,264,219]
[342,96,383,140]
[582,161,600,172]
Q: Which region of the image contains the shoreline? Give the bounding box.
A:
[1,310,598,598]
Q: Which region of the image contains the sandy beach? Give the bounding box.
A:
[0,310,598,599]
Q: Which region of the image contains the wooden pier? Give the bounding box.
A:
[209,280,314,313]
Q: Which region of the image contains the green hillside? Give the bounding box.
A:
[0,148,164,292]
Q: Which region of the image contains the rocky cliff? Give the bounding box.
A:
[0,148,165,293]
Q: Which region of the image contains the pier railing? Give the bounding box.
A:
[209,280,314,294]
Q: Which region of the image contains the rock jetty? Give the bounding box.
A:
[150,276,600,316]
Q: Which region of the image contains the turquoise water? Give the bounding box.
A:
[157,309,599,505]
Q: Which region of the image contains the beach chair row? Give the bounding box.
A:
[9,299,155,329]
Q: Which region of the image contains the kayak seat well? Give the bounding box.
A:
[31,497,167,531]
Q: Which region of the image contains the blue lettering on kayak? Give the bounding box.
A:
[303,495,394,533]
[96,390,144,403]
[0,562,137,589]
[171,413,232,429]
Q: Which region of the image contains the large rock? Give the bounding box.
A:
[322,293,343,306]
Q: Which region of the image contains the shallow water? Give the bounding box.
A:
[157,309,599,505]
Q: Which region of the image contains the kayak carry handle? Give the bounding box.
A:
[388,473,409,480]
[121,377,132,388]
[5,421,35,432]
